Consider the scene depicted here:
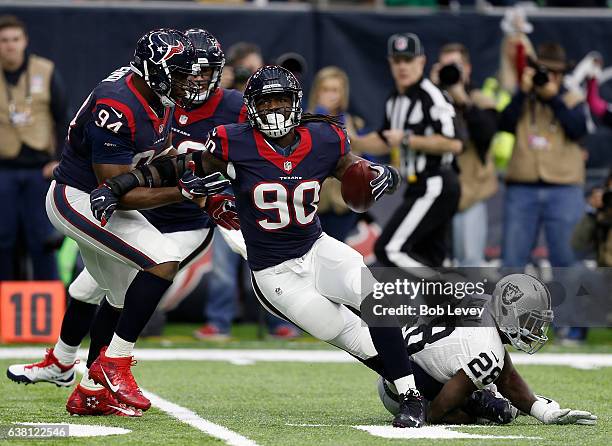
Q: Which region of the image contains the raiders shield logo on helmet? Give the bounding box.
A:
[501,282,524,305]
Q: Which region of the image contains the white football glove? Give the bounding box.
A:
[530,399,597,425]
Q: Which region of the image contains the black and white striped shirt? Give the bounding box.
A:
[380,77,457,179]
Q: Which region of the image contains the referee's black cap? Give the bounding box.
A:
[387,33,424,59]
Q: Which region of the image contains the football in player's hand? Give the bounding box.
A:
[341,160,376,213]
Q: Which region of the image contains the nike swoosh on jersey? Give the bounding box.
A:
[101,367,120,393]
[110,107,123,118]
[92,196,106,202]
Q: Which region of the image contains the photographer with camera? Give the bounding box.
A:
[499,42,587,269]
[432,43,499,267]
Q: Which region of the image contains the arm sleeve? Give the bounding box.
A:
[498,91,527,134]
[464,105,499,162]
[87,121,135,165]
[49,67,71,158]
[547,95,588,141]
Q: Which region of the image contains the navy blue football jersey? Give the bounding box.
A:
[54,67,173,193]
[140,88,246,233]
[208,121,350,270]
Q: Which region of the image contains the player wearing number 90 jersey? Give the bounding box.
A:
[199,66,428,427]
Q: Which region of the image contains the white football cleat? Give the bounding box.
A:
[7,348,76,387]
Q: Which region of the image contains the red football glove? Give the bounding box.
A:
[205,194,240,230]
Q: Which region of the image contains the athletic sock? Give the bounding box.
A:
[53,338,79,366]
[80,370,103,391]
[105,334,135,358]
[114,270,172,343]
[59,297,98,346]
[87,299,121,368]
[393,375,417,395]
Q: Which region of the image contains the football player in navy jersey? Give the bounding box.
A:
[98,66,426,427]
[7,29,243,417]
[42,29,231,415]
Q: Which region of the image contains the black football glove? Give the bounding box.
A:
[178,161,230,200]
[369,164,401,201]
[90,183,119,227]
[464,388,515,425]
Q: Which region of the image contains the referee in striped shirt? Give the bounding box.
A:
[351,33,463,268]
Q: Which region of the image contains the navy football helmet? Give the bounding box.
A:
[130,29,199,108]
[243,65,303,138]
[185,28,225,105]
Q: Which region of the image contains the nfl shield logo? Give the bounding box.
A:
[283,160,292,171]
[179,115,188,125]
[159,124,164,133]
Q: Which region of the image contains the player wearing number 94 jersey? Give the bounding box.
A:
[100,65,431,427]
[378,274,597,427]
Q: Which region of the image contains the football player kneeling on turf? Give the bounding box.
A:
[377,274,597,426]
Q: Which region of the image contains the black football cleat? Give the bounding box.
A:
[392,389,425,428]
[464,388,515,425]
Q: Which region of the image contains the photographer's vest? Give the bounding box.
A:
[457,90,498,211]
[506,91,585,185]
[0,55,55,159]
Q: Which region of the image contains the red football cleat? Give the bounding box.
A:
[66,384,142,417]
[88,347,151,411]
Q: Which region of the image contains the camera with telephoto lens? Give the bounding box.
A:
[528,59,550,87]
[438,63,462,87]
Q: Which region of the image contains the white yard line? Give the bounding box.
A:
[1,348,612,369]
[142,390,259,446]
[71,362,259,446]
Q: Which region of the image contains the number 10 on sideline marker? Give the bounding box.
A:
[0,281,65,343]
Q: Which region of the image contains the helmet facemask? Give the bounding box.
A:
[190,63,224,106]
[247,89,302,138]
[501,306,554,354]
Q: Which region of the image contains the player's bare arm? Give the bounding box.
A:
[332,152,363,180]
[495,350,537,414]
[381,130,462,155]
[427,370,477,424]
[349,131,389,154]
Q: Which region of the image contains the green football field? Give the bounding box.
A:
[0,326,611,445]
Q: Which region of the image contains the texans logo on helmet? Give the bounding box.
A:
[148,34,185,65]
[501,283,524,305]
